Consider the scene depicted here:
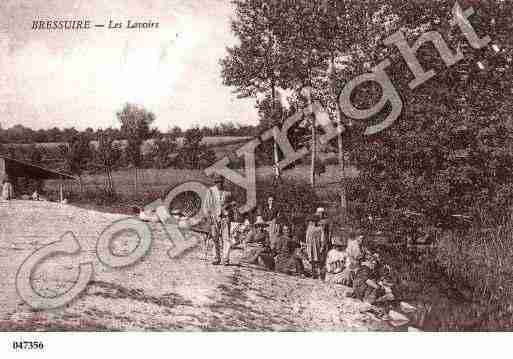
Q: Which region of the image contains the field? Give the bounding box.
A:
[43,164,359,213]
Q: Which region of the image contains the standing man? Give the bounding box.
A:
[305,214,323,279]
[204,175,231,265]
[260,195,281,250]
[316,207,331,279]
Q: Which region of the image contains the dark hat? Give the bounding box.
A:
[213,174,224,183]
[307,214,320,223]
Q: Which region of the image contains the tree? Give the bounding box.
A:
[94,130,121,196]
[220,0,300,178]
[59,134,92,193]
[117,103,156,195]
[221,0,393,211]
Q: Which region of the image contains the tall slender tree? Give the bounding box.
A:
[117,103,156,195]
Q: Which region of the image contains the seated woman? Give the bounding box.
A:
[240,216,274,270]
[324,234,348,285]
[274,223,304,276]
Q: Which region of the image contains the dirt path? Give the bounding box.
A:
[0,201,387,331]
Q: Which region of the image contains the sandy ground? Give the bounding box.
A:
[0,201,388,331]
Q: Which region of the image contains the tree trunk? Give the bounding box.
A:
[59,178,64,202]
[109,168,115,195]
[104,171,108,194]
[336,109,347,222]
[310,113,316,188]
[134,166,138,196]
[106,167,114,196]
[79,175,84,195]
[271,81,281,180]
[331,55,348,223]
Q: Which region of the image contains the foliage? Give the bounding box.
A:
[220,0,513,235]
[58,134,92,177]
[176,127,217,169]
[345,0,513,235]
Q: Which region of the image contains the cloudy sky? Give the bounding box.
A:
[0,0,259,131]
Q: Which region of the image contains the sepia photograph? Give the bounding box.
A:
[0,0,512,351]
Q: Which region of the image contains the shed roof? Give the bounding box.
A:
[0,156,77,180]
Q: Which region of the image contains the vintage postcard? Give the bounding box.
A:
[0,0,512,349]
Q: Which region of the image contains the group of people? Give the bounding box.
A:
[203,175,395,305]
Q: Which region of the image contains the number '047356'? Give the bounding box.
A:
[12,341,44,350]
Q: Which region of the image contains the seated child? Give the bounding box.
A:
[324,235,348,285]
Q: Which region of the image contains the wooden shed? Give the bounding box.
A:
[0,156,77,201]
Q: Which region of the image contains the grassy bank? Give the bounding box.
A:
[432,219,513,330]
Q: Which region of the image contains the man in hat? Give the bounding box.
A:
[316,207,331,278]
[218,200,241,265]
[204,174,231,265]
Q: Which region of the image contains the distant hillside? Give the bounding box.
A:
[4,136,252,149]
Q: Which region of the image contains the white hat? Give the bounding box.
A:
[316,207,325,214]
[254,216,268,227]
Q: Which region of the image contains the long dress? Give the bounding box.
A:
[203,186,230,261]
[305,224,324,263]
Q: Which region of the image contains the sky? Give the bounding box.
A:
[0,0,259,131]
